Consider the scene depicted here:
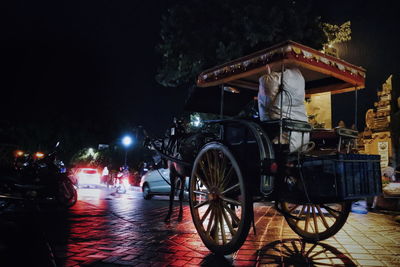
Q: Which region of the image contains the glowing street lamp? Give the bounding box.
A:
[122,135,133,168]
[122,136,132,147]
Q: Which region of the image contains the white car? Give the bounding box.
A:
[140,168,189,200]
[75,168,101,188]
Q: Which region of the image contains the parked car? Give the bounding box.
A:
[140,168,188,200]
[74,168,101,188]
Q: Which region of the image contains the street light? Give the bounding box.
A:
[122,135,133,168]
[122,136,132,147]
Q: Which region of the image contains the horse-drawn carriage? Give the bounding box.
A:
[150,41,382,255]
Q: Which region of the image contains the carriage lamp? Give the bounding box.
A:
[262,160,278,175]
[190,113,203,128]
[270,162,278,173]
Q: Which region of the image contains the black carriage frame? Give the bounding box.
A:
[154,41,383,255]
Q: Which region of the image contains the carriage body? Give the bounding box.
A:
[183,41,382,254]
[214,118,382,204]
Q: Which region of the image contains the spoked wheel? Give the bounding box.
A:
[279,201,352,241]
[189,142,252,255]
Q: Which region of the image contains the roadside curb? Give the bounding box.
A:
[131,186,141,192]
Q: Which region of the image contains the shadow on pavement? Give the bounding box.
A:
[257,238,356,266]
[200,253,234,266]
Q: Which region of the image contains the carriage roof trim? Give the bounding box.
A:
[196,40,366,96]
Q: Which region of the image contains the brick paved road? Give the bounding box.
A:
[1,187,399,266]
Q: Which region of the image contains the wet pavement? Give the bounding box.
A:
[1,186,400,266]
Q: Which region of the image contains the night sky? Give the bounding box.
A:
[1,1,399,148]
[0,0,186,142]
[319,0,400,129]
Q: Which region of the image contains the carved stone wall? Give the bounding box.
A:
[361,74,399,167]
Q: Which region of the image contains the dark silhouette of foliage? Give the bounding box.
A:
[156,0,326,87]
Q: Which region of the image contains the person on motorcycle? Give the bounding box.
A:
[114,166,129,193]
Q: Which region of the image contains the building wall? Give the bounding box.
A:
[364,131,391,168]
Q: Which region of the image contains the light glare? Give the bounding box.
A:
[122,136,133,147]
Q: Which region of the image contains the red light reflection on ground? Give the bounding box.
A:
[59,192,208,266]
[54,192,398,266]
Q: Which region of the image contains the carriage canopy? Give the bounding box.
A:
[196,40,365,96]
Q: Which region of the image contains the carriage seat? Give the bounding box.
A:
[260,119,312,134]
[260,119,312,153]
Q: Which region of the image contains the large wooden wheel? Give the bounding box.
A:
[189,142,252,255]
[279,201,351,241]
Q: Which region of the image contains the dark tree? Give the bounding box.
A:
[156,0,327,88]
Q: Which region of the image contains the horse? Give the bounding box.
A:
[165,158,188,222]
[145,125,215,223]
[164,131,215,222]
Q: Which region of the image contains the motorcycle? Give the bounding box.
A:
[115,170,130,194]
[0,142,77,211]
